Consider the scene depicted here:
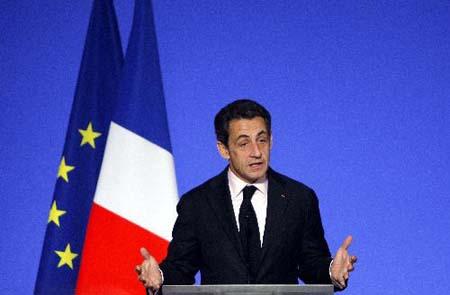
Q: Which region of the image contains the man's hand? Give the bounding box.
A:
[135,247,162,293]
[330,235,357,289]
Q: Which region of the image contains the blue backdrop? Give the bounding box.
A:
[1,1,449,294]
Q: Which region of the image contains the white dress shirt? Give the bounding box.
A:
[228,169,268,246]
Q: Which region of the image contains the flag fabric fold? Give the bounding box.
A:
[34,0,124,293]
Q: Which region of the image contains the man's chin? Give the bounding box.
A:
[246,170,267,183]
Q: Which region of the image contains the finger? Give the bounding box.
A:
[340,235,353,250]
[339,277,347,288]
[148,286,160,295]
[140,247,152,260]
[337,278,346,289]
[135,265,142,274]
[144,279,153,288]
[138,272,147,281]
[350,255,357,263]
[332,274,344,289]
[146,280,160,291]
[344,272,349,280]
[348,265,355,272]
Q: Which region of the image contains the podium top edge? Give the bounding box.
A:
[162,284,334,294]
[164,285,333,287]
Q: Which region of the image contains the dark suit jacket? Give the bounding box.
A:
[160,167,333,285]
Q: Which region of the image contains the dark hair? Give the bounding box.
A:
[214,99,271,146]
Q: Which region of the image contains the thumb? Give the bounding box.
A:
[340,235,353,250]
[140,247,152,260]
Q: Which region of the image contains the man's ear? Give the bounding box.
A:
[270,134,273,149]
[217,141,230,160]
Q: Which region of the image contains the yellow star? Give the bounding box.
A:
[55,243,78,269]
[48,200,66,227]
[78,122,102,148]
[57,157,75,182]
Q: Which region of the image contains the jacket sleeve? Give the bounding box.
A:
[159,194,200,285]
[297,189,333,285]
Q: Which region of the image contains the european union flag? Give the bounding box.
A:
[34,0,123,293]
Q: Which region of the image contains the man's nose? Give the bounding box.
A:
[249,142,262,157]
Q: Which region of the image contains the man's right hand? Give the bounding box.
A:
[135,247,162,292]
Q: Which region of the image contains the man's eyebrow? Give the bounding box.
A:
[235,130,268,141]
[236,134,250,141]
[256,130,268,137]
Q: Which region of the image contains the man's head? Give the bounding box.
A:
[214,99,272,183]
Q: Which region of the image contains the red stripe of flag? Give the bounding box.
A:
[76,203,169,294]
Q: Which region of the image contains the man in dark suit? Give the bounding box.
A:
[136,99,356,292]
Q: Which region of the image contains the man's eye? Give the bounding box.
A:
[239,142,248,147]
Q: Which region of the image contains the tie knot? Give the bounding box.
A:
[243,185,257,200]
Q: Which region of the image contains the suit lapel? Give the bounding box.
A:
[205,168,290,275]
[258,169,289,270]
[206,169,246,264]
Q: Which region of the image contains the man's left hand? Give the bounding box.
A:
[330,235,357,289]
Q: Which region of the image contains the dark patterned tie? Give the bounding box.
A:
[239,185,261,283]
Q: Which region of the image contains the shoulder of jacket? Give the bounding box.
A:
[179,170,226,203]
[269,168,313,193]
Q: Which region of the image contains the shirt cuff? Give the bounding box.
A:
[328,259,341,288]
[159,268,164,284]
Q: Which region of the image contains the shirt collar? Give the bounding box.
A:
[228,168,268,199]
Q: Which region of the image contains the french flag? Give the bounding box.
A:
[76,0,178,293]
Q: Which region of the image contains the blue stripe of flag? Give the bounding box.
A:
[113,0,173,153]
